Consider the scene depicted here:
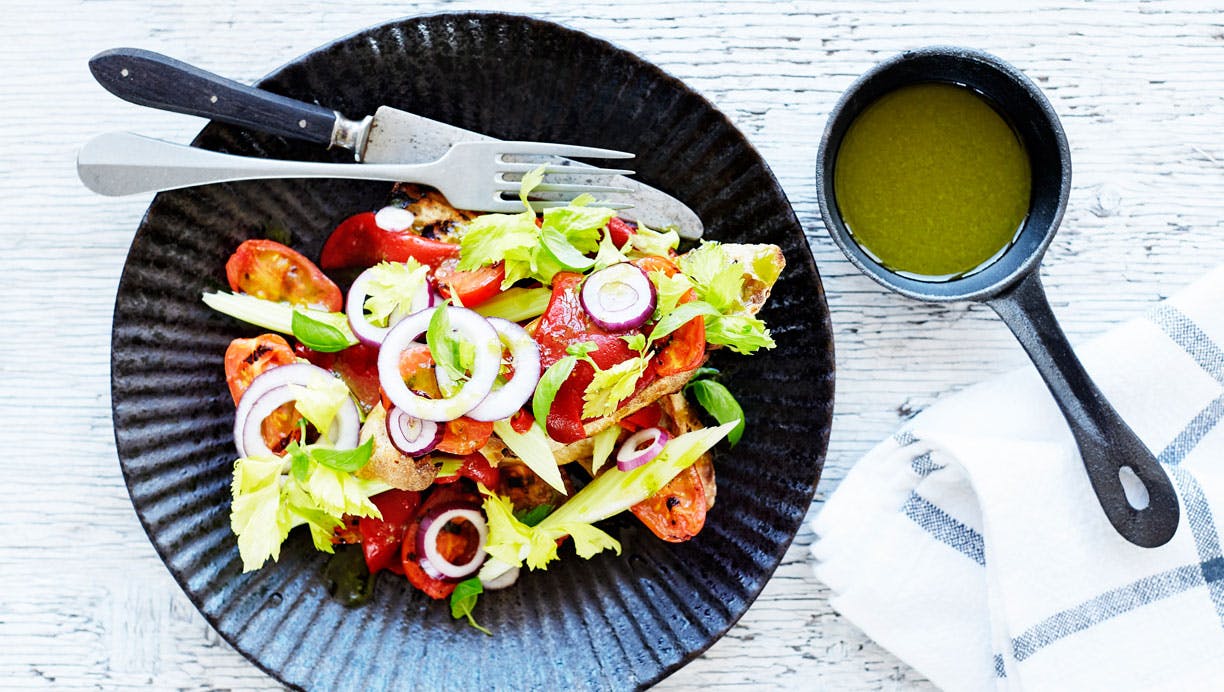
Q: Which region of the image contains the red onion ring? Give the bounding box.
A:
[580,262,656,331]
[346,265,432,347]
[615,426,670,471]
[454,318,540,422]
[232,363,360,457]
[377,306,502,422]
[385,406,442,456]
[415,503,488,581]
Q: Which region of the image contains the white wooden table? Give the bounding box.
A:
[6,1,1224,688]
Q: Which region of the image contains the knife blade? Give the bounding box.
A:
[88,48,704,239]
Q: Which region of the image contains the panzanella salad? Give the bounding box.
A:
[204,169,784,632]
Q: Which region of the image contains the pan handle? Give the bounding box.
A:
[986,271,1180,547]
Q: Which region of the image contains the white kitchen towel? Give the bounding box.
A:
[811,266,1224,692]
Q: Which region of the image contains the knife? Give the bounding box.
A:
[88,48,703,239]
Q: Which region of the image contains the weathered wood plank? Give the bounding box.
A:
[5,0,1224,688]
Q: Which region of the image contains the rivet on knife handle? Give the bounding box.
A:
[88,47,370,155]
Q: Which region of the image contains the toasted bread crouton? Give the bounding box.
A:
[722,243,785,317]
[388,183,478,241]
[356,403,437,491]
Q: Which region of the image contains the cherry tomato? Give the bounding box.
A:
[433,258,505,307]
[434,452,501,491]
[358,489,421,575]
[223,334,296,404]
[295,342,381,413]
[319,211,460,270]
[436,417,494,455]
[630,464,708,542]
[401,483,482,600]
[607,217,637,247]
[225,239,342,311]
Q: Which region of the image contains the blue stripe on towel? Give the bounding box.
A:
[1011,564,1206,661]
[993,653,1007,678]
[901,493,986,566]
[910,451,943,477]
[1151,304,1224,380]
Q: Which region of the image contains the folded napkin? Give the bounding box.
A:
[812,266,1224,691]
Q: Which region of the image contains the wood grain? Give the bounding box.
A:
[5,0,1224,689]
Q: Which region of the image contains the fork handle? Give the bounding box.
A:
[77,132,430,196]
[90,48,340,147]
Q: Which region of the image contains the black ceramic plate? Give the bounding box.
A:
[112,13,833,691]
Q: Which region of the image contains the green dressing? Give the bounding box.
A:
[834,82,1031,279]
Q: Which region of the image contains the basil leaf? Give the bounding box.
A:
[533,356,577,428]
[449,577,491,635]
[649,300,720,344]
[686,379,746,446]
[291,310,351,353]
[514,504,553,527]
[690,366,720,381]
[540,226,596,271]
[311,437,373,473]
[427,303,468,390]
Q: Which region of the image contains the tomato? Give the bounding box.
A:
[295,342,381,413]
[434,452,501,491]
[319,211,460,270]
[225,239,342,311]
[533,272,645,442]
[607,217,637,247]
[436,417,494,455]
[224,334,302,453]
[619,402,662,432]
[433,258,505,307]
[500,460,569,515]
[223,334,296,404]
[401,483,483,600]
[630,464,708,542]
[359,489,421,575]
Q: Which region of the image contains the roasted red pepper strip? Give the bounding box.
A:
[359,489,422,575]
[319,211,460,270]
[606,217,637,247]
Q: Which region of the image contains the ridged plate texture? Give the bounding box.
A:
[111,13,834,691]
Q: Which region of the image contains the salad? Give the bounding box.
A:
[204,169,784,632]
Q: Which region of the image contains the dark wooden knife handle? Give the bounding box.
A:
[89,48,336,146]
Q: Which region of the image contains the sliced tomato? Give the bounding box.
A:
[359,489,421,575]
[433,258,505,307]
[436,417,494,455]
[630,464,708,542]
[434,452,501,491]
[401,483,482,600]
[607,217,637,247]
[224,334,296,404]
[319,211,460,270]
[295,342,381,413]
[225,239,342,311]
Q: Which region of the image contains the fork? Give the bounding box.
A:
[76,132,635,211]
